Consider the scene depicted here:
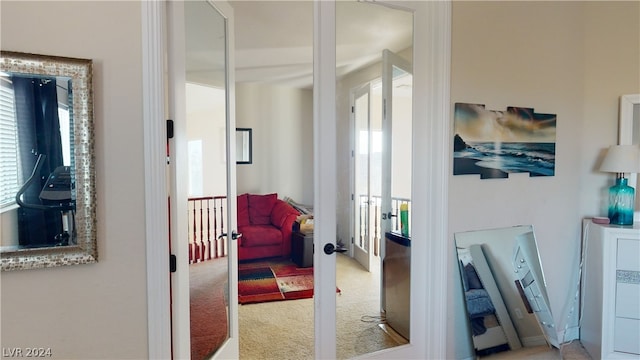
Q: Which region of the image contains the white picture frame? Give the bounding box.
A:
[619,94,640,221]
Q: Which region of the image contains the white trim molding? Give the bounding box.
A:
[142,1,171,359]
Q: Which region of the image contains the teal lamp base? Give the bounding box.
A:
[608,178,635,226]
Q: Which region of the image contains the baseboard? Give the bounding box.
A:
[521,335,548,347]
[378,323,409,345]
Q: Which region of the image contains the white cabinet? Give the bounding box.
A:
[582,221,640,359]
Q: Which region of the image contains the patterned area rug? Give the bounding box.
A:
[238,259,338,304]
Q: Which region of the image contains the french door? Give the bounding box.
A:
[167,1,239,358]
[351,48,412,290]
[380,49,413,247]
[352,83,379,272]
[147,1,450,359]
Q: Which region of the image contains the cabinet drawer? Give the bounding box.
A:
[614,318,640,354]
[617,239,640,271]
[616,282,640,319]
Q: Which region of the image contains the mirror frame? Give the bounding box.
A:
[619,94,639,221]
[1,51,97,271]
[235,127,252,164]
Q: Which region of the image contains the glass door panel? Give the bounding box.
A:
[168,1,238,359]
[335,2,413,359]
[353,84,373,271]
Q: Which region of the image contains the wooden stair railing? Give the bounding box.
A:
[187,196,228,263]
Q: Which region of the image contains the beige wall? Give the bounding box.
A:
[186,84,227,197]
[1,1,148,359]
[1,1,638,359]
[448,1,639,358]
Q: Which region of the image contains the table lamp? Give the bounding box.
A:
[600,144,640,225]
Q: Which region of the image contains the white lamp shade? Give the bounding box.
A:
[600,145,640,173]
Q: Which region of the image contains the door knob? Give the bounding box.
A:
[323,243,347,255]
[382,212,397,220]
[218,231,242,240]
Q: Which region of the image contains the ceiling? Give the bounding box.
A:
[229,1,413,89]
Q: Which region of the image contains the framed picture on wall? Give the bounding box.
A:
[453,103,557,179]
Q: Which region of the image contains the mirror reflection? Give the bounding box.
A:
[336,1,413,358]
[0,51,96,271]
[183,1,230,358]
[1,73,76,248]
[455,225,558,357]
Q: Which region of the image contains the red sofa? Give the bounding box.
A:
[237,193,300,261]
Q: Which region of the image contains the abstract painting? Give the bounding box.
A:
[453,103,556,179]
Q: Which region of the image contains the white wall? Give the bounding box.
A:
[235,82,314,204]
[186,83,227,197]
[448,2,640,359]
[0,2,148,359]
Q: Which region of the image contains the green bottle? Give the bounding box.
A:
[400,203,409,237]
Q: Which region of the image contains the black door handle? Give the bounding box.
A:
[323,243,347,255]
[218,231,242,240]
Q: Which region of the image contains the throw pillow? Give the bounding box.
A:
[248,193,278,225]
[237,193,250,227]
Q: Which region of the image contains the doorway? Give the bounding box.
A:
[146,1,452,359]
[352,80,383,272]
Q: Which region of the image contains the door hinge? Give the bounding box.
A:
[383,99,387,118]
[351,237,354,244]
[170,254,177,273]
[166,119,174,139]
[351,105,354,113]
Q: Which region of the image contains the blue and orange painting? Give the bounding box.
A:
[453,103,556,179]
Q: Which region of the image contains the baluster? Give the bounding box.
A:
[359,195,365,248]
[374,197,379,256]
[191,201,196,264]
[393,199,399,231]
[199,200,204,262]
[203,198,209,260]
[213,198,218,258]
[219,197,226,257]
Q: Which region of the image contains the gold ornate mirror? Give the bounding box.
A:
[0,51,96,271]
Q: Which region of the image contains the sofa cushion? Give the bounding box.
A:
[270,200,299,228]
[248,193,277,225]
[237,193,250,227]
[239,225,282,247]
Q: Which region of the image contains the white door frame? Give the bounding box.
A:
[141,1,171,358]
[351,83,375,272]
[144,1,451,358]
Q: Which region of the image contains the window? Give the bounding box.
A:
[0,75,20,210]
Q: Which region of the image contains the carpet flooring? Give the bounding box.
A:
[191,256,593,360]
[189,258,229,360]
[238,259,316,304]
[239,254,405,359]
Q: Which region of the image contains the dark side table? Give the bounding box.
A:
[291,231,313,268]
